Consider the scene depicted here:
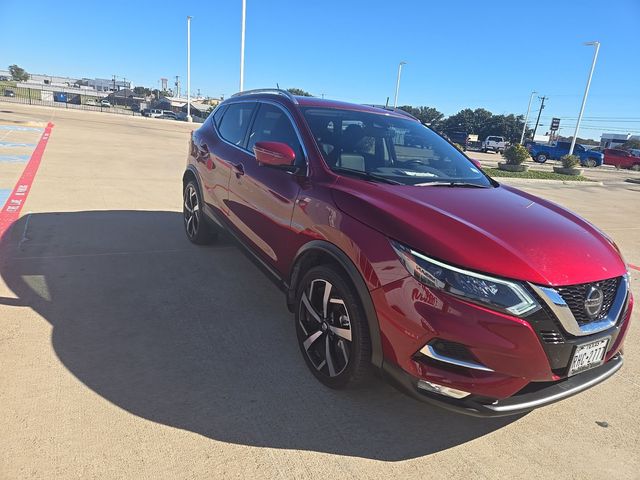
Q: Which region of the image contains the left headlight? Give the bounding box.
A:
[390,240,540,316]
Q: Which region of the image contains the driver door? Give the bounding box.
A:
[226,102,305,274]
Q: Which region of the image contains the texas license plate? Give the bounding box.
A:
[568,337,609,376]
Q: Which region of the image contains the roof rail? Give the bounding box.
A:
[362,104,419,122]
[231,88,298,104]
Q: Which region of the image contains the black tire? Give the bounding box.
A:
[535,153,548,163]
[585,158,597,168]
[631,164,640,171]
[183,180,217,244]
[295,265,372,389]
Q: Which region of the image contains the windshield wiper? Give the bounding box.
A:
[415,181,490,188]
[332,167,402,185]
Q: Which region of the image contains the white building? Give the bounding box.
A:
[600,133,640,149]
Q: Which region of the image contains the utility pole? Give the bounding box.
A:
[187,15,192,122]
[239,0,246,92]
[569,41,600,155]
[393,61,406,108]
[520,90,537,144]
[531,96,547,142]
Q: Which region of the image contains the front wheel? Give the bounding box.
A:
[535,153,548,163]
[295,265,372,389]
[585,158,597,168]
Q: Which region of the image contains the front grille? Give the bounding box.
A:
[556,277,620,325]
[540,330,564,344]
[430,340,477,363]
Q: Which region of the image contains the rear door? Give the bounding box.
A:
[226,101,305,274]
[194,102,256,220]
[611,149,632,168]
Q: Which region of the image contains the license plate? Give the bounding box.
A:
[568,337,609,376]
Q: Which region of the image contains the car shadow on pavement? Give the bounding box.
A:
[0,211,522,461]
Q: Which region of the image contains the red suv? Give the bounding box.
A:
[603,148,640,170]
[183,89,632,416]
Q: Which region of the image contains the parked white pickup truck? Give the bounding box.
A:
[482,136,506,153]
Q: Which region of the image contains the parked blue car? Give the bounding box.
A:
[527,141,603,167]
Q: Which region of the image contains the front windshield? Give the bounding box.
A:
[303,107,492,187]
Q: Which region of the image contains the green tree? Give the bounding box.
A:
[8,64,29,82]
[287,88,313,97]
[398,106,444,128]
[442,108,492,135]
[615,139,640,151]
[478,114,525,143]
[133,86,152,96]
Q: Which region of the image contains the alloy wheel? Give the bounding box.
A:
[184,184,200,238]
[298,279,353,377]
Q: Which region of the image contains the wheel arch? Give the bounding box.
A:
[182,166,201,192]
[288,240,384,368]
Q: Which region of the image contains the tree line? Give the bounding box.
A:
[399,106,527,143]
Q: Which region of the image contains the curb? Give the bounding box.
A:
[496,177,604,187]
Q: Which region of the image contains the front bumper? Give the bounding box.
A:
[384,353,623,417]
[371,275,632,411]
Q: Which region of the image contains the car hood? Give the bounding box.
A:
[331,179,627,286]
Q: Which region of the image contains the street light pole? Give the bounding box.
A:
[187,15,192,122]
[569,41,600,155]
[519,90,537,144]
[239,0,246,92]
[393,61,406,109]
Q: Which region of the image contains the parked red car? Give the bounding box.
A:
[604,148,640,170]
[183,90,632,416]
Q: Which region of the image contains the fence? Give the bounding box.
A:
[0,82,144,117]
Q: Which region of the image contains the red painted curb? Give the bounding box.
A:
[0,122,54,238]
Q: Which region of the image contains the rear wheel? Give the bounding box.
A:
[183,180,217,244]
[631,164,640,171]
[535,153,548,163]
[295,265,371,389]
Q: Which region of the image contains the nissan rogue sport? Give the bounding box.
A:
[182,89,632,416]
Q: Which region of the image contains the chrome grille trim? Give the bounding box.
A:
[420,345,494,372]
[528,275,628,337]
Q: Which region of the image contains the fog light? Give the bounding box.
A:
[417,380,471,399]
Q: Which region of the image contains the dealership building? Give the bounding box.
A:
[600,133,640,149]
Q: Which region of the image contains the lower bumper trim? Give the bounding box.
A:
[383,354,623,417]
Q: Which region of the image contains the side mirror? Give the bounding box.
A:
[254,141,296,169]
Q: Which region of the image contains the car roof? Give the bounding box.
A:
[226,90,415,120]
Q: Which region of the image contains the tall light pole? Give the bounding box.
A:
[186,15,192,122]
[393,61,406,108]
[569,41,600,155]
[239,0,246,92]
[519,90,537,144]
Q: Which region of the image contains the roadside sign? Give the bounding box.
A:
[550,118,560,131]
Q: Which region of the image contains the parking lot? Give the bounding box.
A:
[470,149,640,184]
[0,103,638,479]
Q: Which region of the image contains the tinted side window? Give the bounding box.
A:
[247,103,304,163]
[218,103,256,146]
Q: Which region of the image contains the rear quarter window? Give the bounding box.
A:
[218,103,256,146]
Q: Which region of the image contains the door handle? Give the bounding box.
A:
[232,163,245,177]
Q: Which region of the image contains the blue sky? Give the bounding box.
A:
[1,0,639,139]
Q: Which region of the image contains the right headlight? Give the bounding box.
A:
[390,240,540,316]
